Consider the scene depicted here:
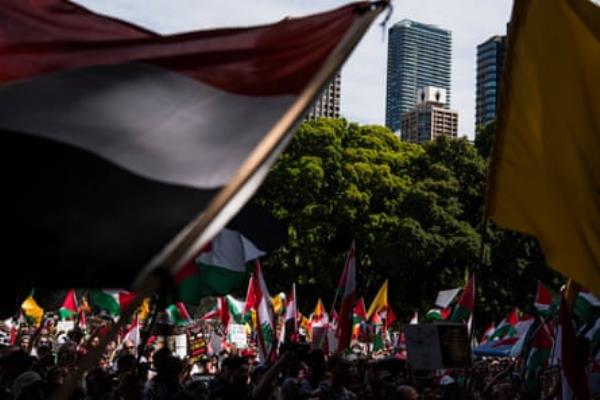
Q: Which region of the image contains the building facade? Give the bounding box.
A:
[401,86,458,143]
[386,19,452,134]
[306,73,341,120]
[475,35,506,129]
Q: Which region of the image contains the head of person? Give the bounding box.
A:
[19,337,30,352]
[57,342,78,369]
[329,356,351,387]
[396,385,419,400]
[227,356,250,386]
[12,371,44,400]
[86,367,113,400]
[122,340,136,355]
[117,354,137,375]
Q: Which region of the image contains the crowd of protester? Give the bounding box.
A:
[0,317,574,400]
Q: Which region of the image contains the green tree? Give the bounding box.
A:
[255,118,560,328]
[474,120,496,159]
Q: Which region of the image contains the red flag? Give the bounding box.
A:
[61,289,78,313]
[335,243,356,353]
[284,283,298,342]
[559,296,590,400]
[118,291,137,312]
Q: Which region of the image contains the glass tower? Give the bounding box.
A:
[385,20,452,134]
[475,35,506,129]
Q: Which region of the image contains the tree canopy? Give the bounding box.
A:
[254,118,560,329]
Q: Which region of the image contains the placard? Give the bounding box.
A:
[228,324,247,349]
[404,323,470,370]
[56,320,75,333]
[174,334,188,359]
[187,325,208,363]
[311,326,327,350]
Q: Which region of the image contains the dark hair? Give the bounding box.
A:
[227,355,248,371]
[117,354,136,373]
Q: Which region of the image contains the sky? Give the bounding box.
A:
[78,0,514,139]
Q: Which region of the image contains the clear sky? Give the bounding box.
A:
[78,0,514,139]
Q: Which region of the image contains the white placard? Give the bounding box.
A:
[404,323,470,370]
[174,334,188,359]
[228,324,247,349]
[435,288,461,309]
[56,320,75,333]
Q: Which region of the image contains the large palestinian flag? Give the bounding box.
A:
[0,1,384,308]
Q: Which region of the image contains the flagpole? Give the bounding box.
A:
[50,274,161,400]
[134,1,389,288]
[52,3,389,398]
[136,295,159,366]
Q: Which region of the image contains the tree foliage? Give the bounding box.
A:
[255,118,560,330]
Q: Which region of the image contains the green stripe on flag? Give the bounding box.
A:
[92,290,120,316]
[177,263,247,303]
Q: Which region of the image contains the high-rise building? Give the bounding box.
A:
[400,86,458,143]
[306,73,341,120]
[386,19,452,134]
[475,35,506,129]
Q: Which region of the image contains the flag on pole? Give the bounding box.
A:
[534,281,559,316]
[175,228,265,303]
[121,315,141,356]
[284,283,298,343]
[335,242,356,353]
[21,292,44,326]
[490,308,520,340]
[424,308,451,321]
[367,280,389,320]
[435,288,461,309]
[201,297,227,325]
[310,299,329,328]
[92,290,136,317]
[138,298,151,322]
[59,289,78,320]
[409,312,419,325]
[574,287,600,322]
[525,321,554,393]
[166,302,192,326]
[480,322,496,344]
[450,273,475,324]
[558,296,590,400]
[352,298,367,341]
[486,0,600,294]
[0,0,385,298]
[253,261,276,361]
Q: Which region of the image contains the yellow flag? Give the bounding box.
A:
[138,298,151,321]
[310,298,326,321]
[488,0,600,294]
[271,293,285,315]
[21,294,44,326]
[367,279,388,320]
[80,296,91,314]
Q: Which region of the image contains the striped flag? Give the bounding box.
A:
[253,261,276,361]
[0,0,384,297]
[335,242,356,353]
[59,289,78,320]
[284,283,298,343]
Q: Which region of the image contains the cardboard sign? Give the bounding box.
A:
[174,334,188,359]
[209,333,222,356]
[187,325,208,363]
[311,326,327,350]
[228,324,247,349]
[56,320,75,333]
[404,323,470,370]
